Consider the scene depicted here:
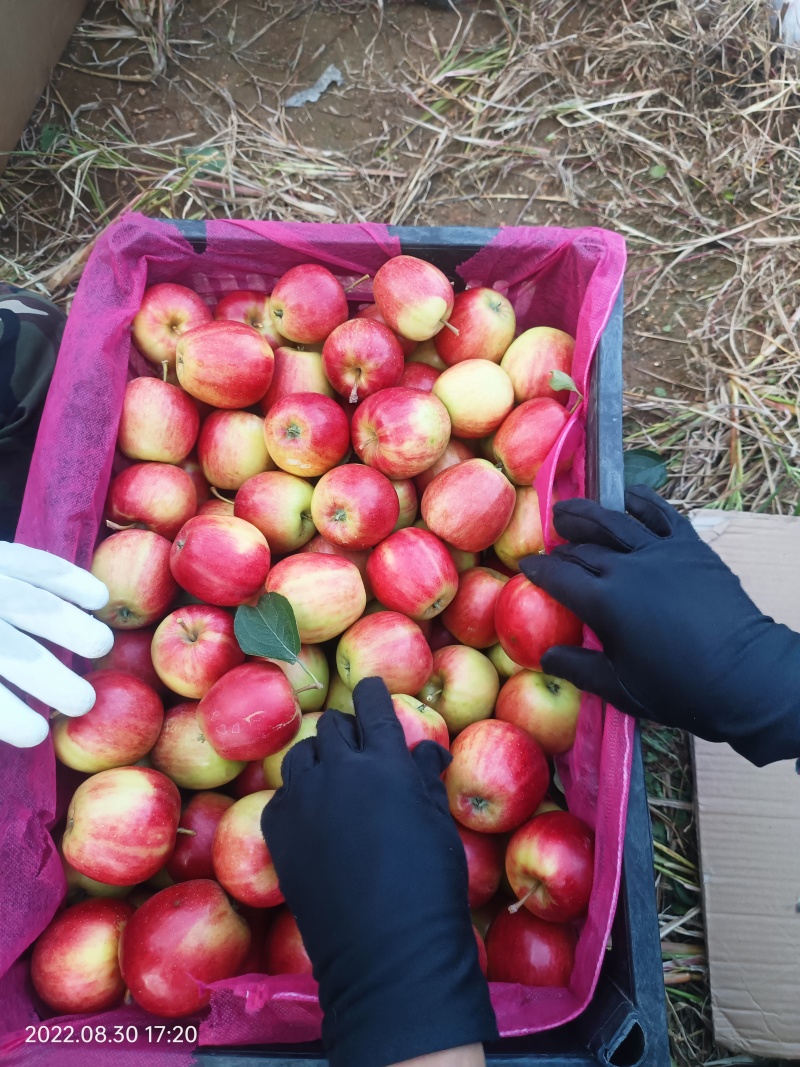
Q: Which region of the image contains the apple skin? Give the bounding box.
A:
[351,386,451,479]
[106,461,197,540]
[119,879,251,1017]
[441,566,509,649]
[426,617,455,652]
[373,255,454,342]
[418,644,499,735]
[267,553,366,643]
[493,398,572,486]
[337,610,433,694]
[232,760,268,798]
[198,410,273,491]
[355,302,417,356]
[212,790,284,907]
[391,694,449,750]
[92,625,164,692]
[260,643,330,712]
[457,824,504,908]
[495,670,581,756]
[474,926,488,977]
[407,339,446,370]
[500,327,575,404]
[176,320,274,408]
[488,642,524,680]
[264,391,350,478]
[445,719,549,834]
[494,486,546,571]
[299,533,371,594]
[63,767,181,886]
[506,810,594,922]
[263,711,322,788]
[166,792,235,882]
[197,663,302,762]
[432,361,514,439]
[31,898,134,1014]
[311,464,399,549]
[263,907,314,976]
[399,361,440,392]
[269,264,349,344]
[368,527,458,621]
[215,289,283,348]
[199,497,235,517]
[421,458,515,553]
[322,318,405,403]
[151,604,245,699]
[326,673,356,714]
[495,573,583,670]
[486,907,576,986]
[391,478,418,531]
[132,283,212,368]
[170,514,271,607]
[179,453,212,505]
[414,437,476,495]
[235,470,315,553]
[150,701,246,788]
[433,287,516,365]
[91,529,177,629]
[259,346,334,412]
[52,669,164,773]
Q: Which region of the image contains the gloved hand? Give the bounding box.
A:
[0,542,114,748]
[521,486,800,767]
[261,677,498,1067]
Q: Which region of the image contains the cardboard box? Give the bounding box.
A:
[0,0,87,172]
[691,511,800,1059]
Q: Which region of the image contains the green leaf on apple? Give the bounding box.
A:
[549,370,582,398]
[623,448,668,490]
[234,594,323,691]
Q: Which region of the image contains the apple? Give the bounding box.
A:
[433,287,515,365]
[166,792,235,883]
[176,320,274,408]
[234,471,315,554]
[445,719,549,833]
[488,642,524,680]
[199,497,235,516]
[91,529,177,629]
[198,410,273,490]
[399,361,439,392]
[63,767,180,886]
[495,573,583,670]
[326,673,356,714]
[52,669,163,773]
[260,345,333,412]
[151,604,245,699]
[60,852,134,900]
[269,264,348,344]
[106,461,197,541]
[31,899,134,1014]
[132,283,211,367]
[92,626,163,692]
[432,361,514,439]
[390,478,418,532]
[197,662,301,761]
[267,553,366,643]
[212,790,284,907]
[322,318,405,403]
[486,907,576,986]
[500,327,575,403]
[300,533,370,591]
[418,644,499,735]
[232,760,268,798]
[373,255,454,341]
[261,643,330,712]
[441,567,508,649]
[413,437,476,495]
[407,339,446,370]
[264,391,350,477]
[391,694,449,750]
[421,458,515,552]
[263,710,322,788]
[179,453,211,504]
[493,486,546,572]
[367,527,458,621]
[337,611,433,694]
[351,387,451,479]
[457,824,504,908]
[119,879,251,1017]
[493,398,571,485]
[495,670,581,756]
[262,907,313,976]
[170,514,270,606]
[426,617,455,652]
[355,302,416,356]
[215,289,283,347]
[150,701,246,788]
[505,810,594,922]
[311,464,399,549]
[474,926,488,977]
[448,546,480,573]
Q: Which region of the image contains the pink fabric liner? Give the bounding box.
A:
[2,216,630,1060]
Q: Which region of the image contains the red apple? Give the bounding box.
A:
[179,453,211,504]
[500,327,575,403]
[399,361,440,392]
[474,926,488,977]
[106,461,197,541]
[421,458,515,553]
[355,302,416,356]
[311,464,399,549]
[63,767,181,886]
[91,626,163,692]
[391,694,449,750]
[234,470,315,554]
[414,437,476,495]
[119,879,250,1017]
[266,553,366,643]
[52,669,163,773]
[166,792,235,883]
[264,392,350,477]
[457,824,504,908]
[151,604,245,699]
[367,527,458,620]
[493,486,546,571]
[91,529,177,629]
[426,617,455,652]
[232,760,267,798]
[212,790,284,907]
[299,533,371,594]
[493,398,571,486]
[391,477,418,531]
[198,410,273,490]
[433,287,515,365]
[407,339,446,370]
[199,497,235,517]
[260,345,334,412]
[441,566,509,649]
[31,899,134,1014]
[432,361,514,439]
[373,255,454,341]
[495,573,582,670]
[215,289,283,347]
[197,663,301,761]
[132,283,211,368]
[495,670,581,756]
[486,907,576,986]
[336,610,433,693]
[170,514,270,606]
[418,644,499,735]
[269,264,348,344]
[322,318,404,403]
[352,387,451,479]
[505,810,594,922]
[488,642,524,680]
[263,710,322,788]
[176,321,274,408]
[263,906,313,976]
[445,719,549,833]
[150,701,246,788]
[262,643,330,712]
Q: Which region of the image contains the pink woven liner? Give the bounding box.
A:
[2,216,631,1061]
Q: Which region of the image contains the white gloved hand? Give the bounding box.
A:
[0,543,114,749]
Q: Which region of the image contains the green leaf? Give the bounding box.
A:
[653,386,667,398]
[623,448,668,490]
[39,124,65,152]
[234,593,300,662]
[649,163,667,180]
[549,370,582,396]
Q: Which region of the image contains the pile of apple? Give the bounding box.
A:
[30,255,595,1023]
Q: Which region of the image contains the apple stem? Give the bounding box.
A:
[348,373,361,405]
[424,688,443,704]
[105,519,134,532]
[161,360,169,383]
[344,274,370,293]
[177,618,196,641]
[508,882,539,915]
[297,659,325,691]
[176,827,197,836]
[295,682,321,695]
[210,486,234,503]
[440,319,459,336]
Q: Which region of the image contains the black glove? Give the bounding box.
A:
[521,485,800,767]
[261,677,498,1067]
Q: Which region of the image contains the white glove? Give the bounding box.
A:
[0,543,114,749]
[773,0,800,46]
